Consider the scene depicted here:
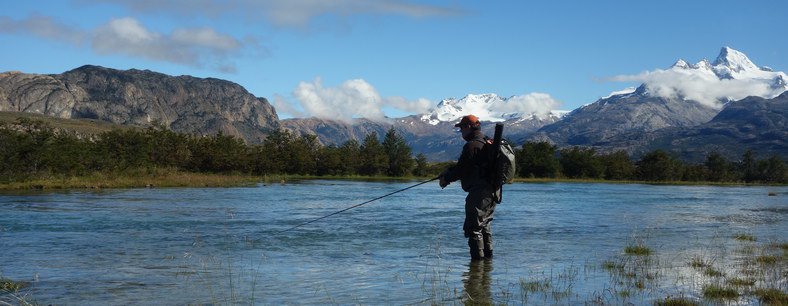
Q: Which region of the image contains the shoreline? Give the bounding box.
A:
[1,171,786,191]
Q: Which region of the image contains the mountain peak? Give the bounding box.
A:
[712,46,758,73]
[671,59,690,69]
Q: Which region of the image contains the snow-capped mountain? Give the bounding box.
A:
[419,93,566,125]
[530,47,787,153]
[607,46,787,106]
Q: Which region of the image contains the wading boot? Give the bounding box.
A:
[483,232,493,259]
[468,234,485,260]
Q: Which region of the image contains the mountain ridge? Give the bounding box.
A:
[1,47,786,162]
[0,65,280,143]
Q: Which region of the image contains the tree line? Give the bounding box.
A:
[1,118,785,184]
[0,118,444,183]
[518,142,786,183]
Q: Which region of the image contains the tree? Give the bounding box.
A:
[757,155,787,183]
[636,150,683,181]
[739,149,758,182]
[600,150,635,180]
[359,132,388,176]
[288,134,320,175]
[255,129,295,174]
[705,151,733,182]
[316,145,343,176]
[518,141,559,178]
[382,128,414,177]
[559,147,603,179]
[338,139,361,175]
[412,153,430,177]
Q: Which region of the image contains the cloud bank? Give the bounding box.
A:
[280,78,433,122]
[0,15,245,72]
[610,69,782,109]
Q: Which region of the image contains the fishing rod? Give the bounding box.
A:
[277,177,439,234]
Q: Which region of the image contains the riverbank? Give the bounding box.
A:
[0,169,263,190]
[1,171,785,191]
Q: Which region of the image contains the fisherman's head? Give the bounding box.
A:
[454,114,480,140]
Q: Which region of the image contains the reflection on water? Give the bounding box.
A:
[462,259,492,305]
[0,181,786,304]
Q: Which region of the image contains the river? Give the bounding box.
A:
[1,181,786,304]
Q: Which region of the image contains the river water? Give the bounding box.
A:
[0,181,786,305]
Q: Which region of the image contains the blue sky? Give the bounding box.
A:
[1,0,786,120]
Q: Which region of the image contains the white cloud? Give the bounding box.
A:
[498,93,561,116]
[0,14,246,72]
[80,0,464,27]
[0,14,85,45]
[92,17,243,72]
[610,69,781,108]
[289,78,433,122]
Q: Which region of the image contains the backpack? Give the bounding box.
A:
[492,138,516,186]
[476,136,516,187]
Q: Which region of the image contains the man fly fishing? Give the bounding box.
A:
[439,114,503,260]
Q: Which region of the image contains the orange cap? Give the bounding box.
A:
[454,114,480,127]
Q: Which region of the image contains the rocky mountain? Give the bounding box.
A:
[628,91,788,162]
[0,65,279,142]
[529,47,788,149]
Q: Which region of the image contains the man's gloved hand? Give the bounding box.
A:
[439,176,449,188]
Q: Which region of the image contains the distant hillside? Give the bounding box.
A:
[631,91,788,162]
[0,111,132,135]
[0,65,279,143]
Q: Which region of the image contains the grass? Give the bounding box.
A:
[624,245,652,256]
[519,279,550,293]
[734,233,757,242]
[768,242,788,251]
[754,288,788,305]
[726,277,755,287]
[0,168,266,190]
[653,296,700,306]
[702,267,724,277]
[702,284,739,300]
[0,111,132,135]
[755,255,779,265]
[689,256,711,268]
[0,277,27,292]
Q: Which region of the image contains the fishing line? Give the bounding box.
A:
[277,177,439,233]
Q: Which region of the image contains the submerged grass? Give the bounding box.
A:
[726,277,756,287]
[702,284,739,300]
[0,277,27,292]
[702,267,725,278]
[653,296,700,306]
[734,233,757,242]
[754,288,788,305]
[624,245,652,256]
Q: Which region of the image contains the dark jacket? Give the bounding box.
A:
[444,130,489,192]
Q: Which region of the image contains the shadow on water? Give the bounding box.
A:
[462,259,493,305]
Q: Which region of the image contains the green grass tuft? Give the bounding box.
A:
[756,255,779,265]
[702,267,724,278]
[0,277,27,292]
[624,245,652,256]
[689,257,710,269]
[654,296,700,306]
[519,279,550,293]
[702,284,739,300]
[602,261,624,271]
[734,233,757,242]
[754,288,788,305]
[726,277,755,287]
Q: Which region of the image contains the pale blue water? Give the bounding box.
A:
[0,181,786,305]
